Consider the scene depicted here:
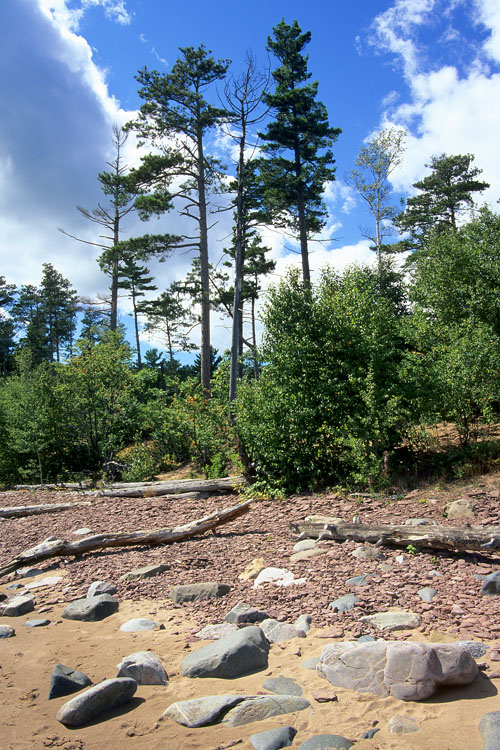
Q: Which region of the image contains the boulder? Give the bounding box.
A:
[444,498,475,519]
[195,622,238,640]
[0,625,15,638]
[119,618,163,632]
[169,582,230,603]
[56,678,137,726]
[49,663,92,700]
[24,618,50,627]
[116,651,168,685]
[417,587,437,602]
[481,571,500,596]
[351,546,385,561]
[293,539,317,553]
[479,711,500,750]
[329,594,360,612]
[260,618,306,644]
[318,641,478,701]
[180,625,270,679]
[239,558,267,581]
[250,725,297,750]
[225,602,269,624]
[62,594,118,622]
[295,614,312,632]
[162,694,245,727]
[360,610,421,631]
[222,695,310,727]
[253,567,306,589]
[87,581,117,597]
[0,594,34,617]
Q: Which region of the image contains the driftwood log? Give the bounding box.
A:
[0,498,253,578]
[0,502,91,519]
[291,519,500,553]
[89,475,246,498]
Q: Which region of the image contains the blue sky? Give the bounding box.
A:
[1,0,500,353]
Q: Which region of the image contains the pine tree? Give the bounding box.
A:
[396,153,490,252]
[39,263,78,362]
[0,276,16,375]
[141,284,197,362]
[258,20,341,283]
[116,255,157,369]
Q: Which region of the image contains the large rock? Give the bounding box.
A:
[49,663,92,700]
[250,725,297,750]
[169,582,230,603]
[260,618,306,644]
[329,594,360,613]
[317,641,478,701]
[225,602,269,624]
[444,498,475,519]
[481,571,500,595]
[195,622,238,640]
[162,694,244,727]
[253,567,306,589]
[0,625,15,638]
[180,625,270,679]
[0,594,34,616]
[479,711,500,750]
[62,594,118,622]
[360,609,421,631]
[116,651,168,685]
[56,678,137,726]
[222,695,310,727]
[87,581,117,597]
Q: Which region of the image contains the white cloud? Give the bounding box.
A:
[475,0,500,63]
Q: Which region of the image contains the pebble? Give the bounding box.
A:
[24,618,50,627]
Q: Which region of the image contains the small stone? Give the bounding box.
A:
[290,549,326,562]
[6,583,24,591]
[56,678,137,726]
[297,734,353,749]
[72,527,93,535]
[360,728,379,739]
[329,594,360,612]
[253,567,306,588]
[24,575,63,590]
[404,518,436,526]
[16,567,44,578]
[481,571,500,596]
[293,539,317,553]
[444,498,475,519]
[162,695,245,728]
[417,587,437,602]
[120,563,170,581]
[222,695,310,727]
[0,625,15,638]
[239,558,267,581]
[116,651,168,685]
[24,618,50,627]
[120,618,164,632]
[87,581,117,598]
[169,582,230,603]
[225,602,269,625]
[302,658,319,670]
[295,614,312,632]
[250,725,297,750]
[0,594,34,617]
[260,618,306,644]
[180,625,270,679]
[262,676,302,696]
[360,610,421,631]
[454,641,489,659]
[195,622,238,640]
[345,574,373,587]
[49,663,92,700]
[395,554,406,564]
[352,546,385,561]
[388,715,419,734]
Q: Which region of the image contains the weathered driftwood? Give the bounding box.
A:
[91,475,246,498]
[291,519,500,553]
[0,501,91,519]
[12,483,91,490]
[0,498,253,578]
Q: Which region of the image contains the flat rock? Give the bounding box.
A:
[169,582,230,603]
[120,563,170,581]
[49,663,93,700]
[72,527,93,535]
[180,624,270,679]
[444,498,475,519]
[360,610,421,631]
[16,567,44,578]
[262,675,303,696]
[302,658,319,670]
[116,651,168,685]
[0,594,34,616]
[297,735,353,749]
[119,618,163,632]
[56,678,137,726]
[481,571,500,595]
[87,581,117,597]
[0,625,15,638]
[24,618,50,627]
[62,594,118,622]
[290,549,326,562]
[239,558,267,581]
[389,715,419,734]
[253,567,306,589]
[404,518,437,526]
[250,725,297,750]
[479,711,500,750]
[260,618,306,643]
[293,539,317,553]
[222,694,310,727]
[345,574,373,586]
[24,575,63,590]
[225,602,269,624]
[417,587,437,602]
[195,622,238,640]
[318,641,478,701]
[162,694,245,727]
[304,515,343,525]
[329,594,360,612]
[352,546,385,561]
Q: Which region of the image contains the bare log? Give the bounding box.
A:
[291,519,500,553]
[91,475,246,498]
[12,483,92,490]
[0,502,91,519]
[0,498,253,578]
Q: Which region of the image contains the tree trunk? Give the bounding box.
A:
[196,116,211,396]
[0,498,253,578]
[92,475,246,498]
[291,519,500,553]
[0,502,91,519]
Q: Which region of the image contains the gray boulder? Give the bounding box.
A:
[180,625,270,679]
[56,677,137,726]
[352,546,385,560]
[24,618,50,627]
[87,581,117,597]
[444,498,475,519]
[162,695,244,727]
[195,622,238,640]
[0,594,34,616]
[222,695,310,727]
[318,641,478,701]
[293,539,317,552]
[295,614,312,632]
[260,618,306,643]
[479,711,500,750]
[360,609,421,631]
[329,594,360,612]
[120,563,170,581]
[417,587,437,602]
[0,625,15,638]
[62,594,118,622]
[262,675,302,696]
[297,735,353,749]
[481,571,500,595]
[119,618,163,632]
[169,582,230,603]
[251,726,297,750]
[49,663,92,700]
[116,651,168,685]
[225,602,269,624]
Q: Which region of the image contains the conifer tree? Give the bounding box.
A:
[258,20,341,283]
[116,255,157,368]
[39,263,78,362]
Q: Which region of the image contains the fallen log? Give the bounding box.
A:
[12,483,92,490]
[0,501,91,519]
[91,475,246,498]
[290,519,500,553]
[0,498,253,578]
